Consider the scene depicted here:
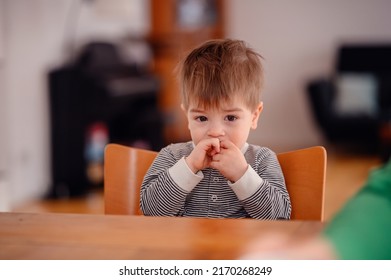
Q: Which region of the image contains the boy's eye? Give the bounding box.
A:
[195,116,208,122]
[225,115,237,122]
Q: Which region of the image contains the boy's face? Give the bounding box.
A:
[182,96,263,150]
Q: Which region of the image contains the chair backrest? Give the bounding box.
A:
[104,144,158,215]
[277,146,326,221]
[104,144,326,221]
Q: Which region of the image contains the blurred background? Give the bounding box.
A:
[0,0,390,216]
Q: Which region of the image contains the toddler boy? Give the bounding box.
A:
[140,39,291,219]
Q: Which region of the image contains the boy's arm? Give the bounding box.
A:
[230,150,291,220]
[140,147,202,216]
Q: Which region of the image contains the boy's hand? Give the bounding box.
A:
[209,139,248,182]
[185,138,221,173]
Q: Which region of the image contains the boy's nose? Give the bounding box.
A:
[207,122,225,137]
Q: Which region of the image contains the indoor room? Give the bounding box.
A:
[0,0,390,263]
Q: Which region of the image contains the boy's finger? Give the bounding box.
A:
[219,139,233,149]
[210,138,220,153]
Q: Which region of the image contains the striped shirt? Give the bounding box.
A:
[140,141,291,219]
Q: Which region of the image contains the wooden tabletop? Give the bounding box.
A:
[0,212,324,260]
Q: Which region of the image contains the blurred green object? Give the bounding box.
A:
[323,159,391,259]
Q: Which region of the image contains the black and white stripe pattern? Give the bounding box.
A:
[140,142,291,219]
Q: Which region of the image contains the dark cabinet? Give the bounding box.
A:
[48,42,163,198]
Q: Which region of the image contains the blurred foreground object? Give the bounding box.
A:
[322,157,391,259]
[242,158,391,260]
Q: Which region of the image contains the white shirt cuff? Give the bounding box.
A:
[229,165,263,200]
[168,157,204,192]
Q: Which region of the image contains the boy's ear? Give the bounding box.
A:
[251,102,263,129]
[180,103,186,113]
[181,103,191,130]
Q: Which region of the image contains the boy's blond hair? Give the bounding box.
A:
[177,39,264,111]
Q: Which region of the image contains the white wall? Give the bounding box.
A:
[1,0,149,209]
[226,0,391,152]
[0,0,8,211]
[2,0,72,208]
[1,0,391,208]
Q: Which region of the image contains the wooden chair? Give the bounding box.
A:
[277,146,326,221]
[104,144,326,221]
[104,144,158,216]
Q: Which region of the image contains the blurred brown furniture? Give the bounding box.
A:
[149,0,225,143]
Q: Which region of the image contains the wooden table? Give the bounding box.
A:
[0,212,324,260]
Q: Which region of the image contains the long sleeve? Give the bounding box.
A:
[140,145,195,216]
[231,146,291,219]
[140,142,291,219]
